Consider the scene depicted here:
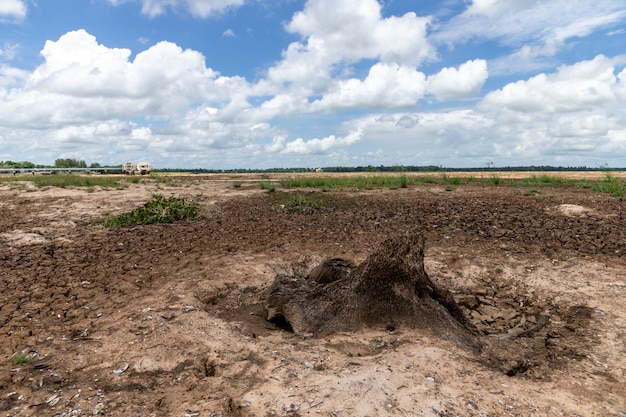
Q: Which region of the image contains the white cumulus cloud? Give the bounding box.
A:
[267,130,363,155]
[482,55,623,113]
[426,59,488,101]
[0,0,26,20]
[264,0,433,92]
[0,30,246,128]
[311,63,427,110]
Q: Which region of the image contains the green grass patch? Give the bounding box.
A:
[105,194,200,227]
[593,172,626,199]
[259,180,276,192]
[519,174,568,187]
[280,175,418,190]
[281,192,330,212]
[0,174,126,189]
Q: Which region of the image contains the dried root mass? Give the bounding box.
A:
[265,234,481,350]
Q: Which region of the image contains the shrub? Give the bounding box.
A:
[105,194,200,227]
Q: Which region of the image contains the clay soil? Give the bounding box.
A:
[1,175,625,416]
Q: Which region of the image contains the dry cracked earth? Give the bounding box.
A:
[0,174,625,416]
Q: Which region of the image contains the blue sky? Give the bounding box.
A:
[1,0,625,169]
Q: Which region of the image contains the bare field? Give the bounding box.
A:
[1,176,625,416]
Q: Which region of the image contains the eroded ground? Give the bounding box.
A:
[0,175,625,416]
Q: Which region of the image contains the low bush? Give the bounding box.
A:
[105,194,200,227]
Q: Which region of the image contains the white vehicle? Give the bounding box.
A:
[122,161,153,175]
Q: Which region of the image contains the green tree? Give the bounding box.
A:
[55,158,87,168]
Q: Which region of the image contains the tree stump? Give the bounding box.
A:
[265,234,481,350]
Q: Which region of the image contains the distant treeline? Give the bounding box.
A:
[0,159,121,169]
[155,165,622,174]
[2,160,622,173]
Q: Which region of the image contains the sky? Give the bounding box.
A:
[1,0,626,169]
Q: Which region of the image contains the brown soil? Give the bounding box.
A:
[1,176,625,416]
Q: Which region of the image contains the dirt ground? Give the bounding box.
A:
[0,174,625,417]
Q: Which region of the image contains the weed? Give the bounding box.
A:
[11,353,32,366]
[232,181,242,188]
[104,194,200,227]
[489,174,502,186]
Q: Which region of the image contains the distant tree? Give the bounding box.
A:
[89,162,102,168]
[0,160,36,168]
[55,158,87,168]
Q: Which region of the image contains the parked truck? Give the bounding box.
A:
[122,161,153,175]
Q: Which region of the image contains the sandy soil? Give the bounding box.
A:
[0,175,625,417]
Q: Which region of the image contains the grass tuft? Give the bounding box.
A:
[11,353,33,366]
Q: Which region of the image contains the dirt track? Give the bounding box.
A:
[1,176,625,416]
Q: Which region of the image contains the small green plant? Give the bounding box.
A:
[232,181,242,188]
[105,194,200,227]
[11,353,33,366]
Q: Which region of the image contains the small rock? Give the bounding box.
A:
[46,394,60,406]
[31,378,43,390]
[93,402,105,414]
[425,376,435,382]
[112,364,129,375]
[47,374,62,384]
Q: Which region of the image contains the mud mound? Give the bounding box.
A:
[265,234,481,349]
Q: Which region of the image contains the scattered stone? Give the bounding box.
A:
[112,364,129,375]
[31,378,43,390]
[46,394,60,406]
